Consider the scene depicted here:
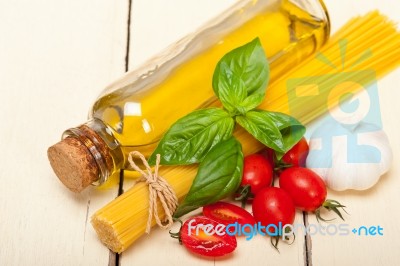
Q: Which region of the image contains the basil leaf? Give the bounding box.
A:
[212,38,269,113]
[213,72,247,114]
[265,111,306,158]
[236,110,306,158]
[148,108,234,165]
[236,110,285,153]
[239,93,266,112]
[173,137,243,218]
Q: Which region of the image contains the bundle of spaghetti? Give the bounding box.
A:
[91,11,400,253]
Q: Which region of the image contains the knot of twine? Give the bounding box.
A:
[128,151,178,234]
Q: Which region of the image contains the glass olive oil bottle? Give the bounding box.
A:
[48,0,329,192]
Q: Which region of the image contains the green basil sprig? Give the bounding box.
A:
[148,37,305,217]
[173,138,243,218]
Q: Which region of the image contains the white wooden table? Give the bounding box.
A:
[1,1,399,265]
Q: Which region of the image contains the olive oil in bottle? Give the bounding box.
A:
[48,0,330,192]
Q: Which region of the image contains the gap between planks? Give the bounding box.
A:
[303,212,313,266]
[82,198,91,257]
[109,0,132,265]
[108,170,125,266]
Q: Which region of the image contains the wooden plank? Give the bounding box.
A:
[120,208,305,266]
[122,1,238,265]
[128,0,237,69]
[324,0,399,33]
[214,210,306,266]
[308,69,400,266]
[306,1,400,265]
[0,1,128,265]
[121,0,305,265]
[1,0,397,265]
[121,0,400,265]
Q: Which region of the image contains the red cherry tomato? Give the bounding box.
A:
[279,167,327,212]
[252,187,295,231]
[179,216,237,257]
[282,137,309,167]
[241,154,273,195]
[203,202,256,229]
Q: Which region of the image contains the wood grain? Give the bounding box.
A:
[0,1,127,265]
[0,0,399,265]
[122,0,305,265]
[308,69,400,266]
[306,1,400,265]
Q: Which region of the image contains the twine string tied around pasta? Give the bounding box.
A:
[128,151,178,234]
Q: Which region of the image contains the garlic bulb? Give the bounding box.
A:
[306,121,392,191]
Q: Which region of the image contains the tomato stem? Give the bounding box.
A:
[271,236,280,252]
[272,161,292,185]
[285,230,296,245]
[269,227,296,252]
[274,160,293,172]
[169,218,183,244]
[316,199,347,223]
[234,184,253,208]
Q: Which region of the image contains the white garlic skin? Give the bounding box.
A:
[306,122,393,191]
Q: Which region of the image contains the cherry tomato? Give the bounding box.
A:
[281,137,309,167]
[252,187,295,230]
[241,154,273,195]
[203,202,256,233]
[279,167,327,212]
[179,216,237,257]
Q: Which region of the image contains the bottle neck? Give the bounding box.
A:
[62,118,123,186]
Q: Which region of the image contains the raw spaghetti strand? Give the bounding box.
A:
[127,151,178,233]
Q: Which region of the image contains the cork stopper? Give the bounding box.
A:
[47,137,99,192]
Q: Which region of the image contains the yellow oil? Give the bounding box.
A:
[91,0,329,168]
